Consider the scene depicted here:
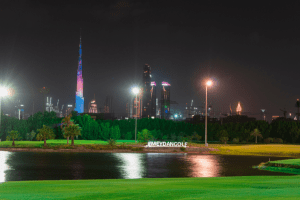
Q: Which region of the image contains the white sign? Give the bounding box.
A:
[146,141,188,148]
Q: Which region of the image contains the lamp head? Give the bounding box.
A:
[206,80,212,86]
[132,87,139,94]
[0,87,8,97]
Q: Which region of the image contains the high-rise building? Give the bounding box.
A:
[75,35,84,113]
[88,94,98,113]
[142,64,156,118]
[14,99,24,120]
[161,81,171,119]
[104,96,113,113]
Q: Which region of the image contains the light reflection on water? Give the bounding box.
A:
[186,155,219,177]
[0,151,13,182]
[0,151,294,182]
[113,153,145,179]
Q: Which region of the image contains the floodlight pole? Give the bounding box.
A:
[205,85,208,147]
[135,93,138,142]
[0,97,2,142]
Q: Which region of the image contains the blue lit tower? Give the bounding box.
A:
[75,36,84,113]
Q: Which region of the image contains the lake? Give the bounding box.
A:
[0,151,294,182]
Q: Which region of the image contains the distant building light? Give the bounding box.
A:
[162,81,171,86]
[68,105,73,107]
[151,116,155,119]
[20,105,24,106]
[125,117,128,120]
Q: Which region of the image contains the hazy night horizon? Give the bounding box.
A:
[1,0,300,121]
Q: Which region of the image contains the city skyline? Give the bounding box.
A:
[0,1,300,120]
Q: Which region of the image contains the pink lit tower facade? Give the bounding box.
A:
[75,36,84,113]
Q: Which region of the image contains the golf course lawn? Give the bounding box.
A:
[0,139,137,148]
[256,158,300,175]
[0,176,300,200]
[210,144,300,157]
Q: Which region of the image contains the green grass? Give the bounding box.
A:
[256,158,300,174]
[0,139,137,148]
[268,159,300,166]
[0,176,300,200]
[209,144,300,157]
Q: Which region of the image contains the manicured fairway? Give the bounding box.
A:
[0,176,299,200]
[268,158,300,166]
[0,139,137,147]
[210,144,300,157]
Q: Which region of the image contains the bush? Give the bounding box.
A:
[192,133,202,141]
[107,138,116,146]
[232,138,239,143]
[274,138,283,143]
[264,137,273,144]
[162,135,168,141]
[180,147,186,152]
[220,137,229,144]
[125,131,132,140]
[217,130,229,144]
[137,129,153,143]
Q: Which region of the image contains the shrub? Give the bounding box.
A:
[192,133,202,141]
[232,138,239,143]
[125,131,132,140]
[220,137,229,144]
[274,138,283,143]
[217,130,229,144]
[180,147,186,152]
[170,134,177,141]
[137,129,153,143]
[26,130,36,141]
[264,137,273,144]
[107,138,116,146]
[162,135,168,141]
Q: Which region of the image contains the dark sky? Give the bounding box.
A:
[1,0,300,121]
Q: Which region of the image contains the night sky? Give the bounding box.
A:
[1,0,300,121]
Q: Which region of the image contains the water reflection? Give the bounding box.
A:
[0,151,13,182]
[0,151,294,182]
[113,153,145,179]
[186,155,219,177]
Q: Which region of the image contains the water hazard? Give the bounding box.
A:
[0,151,294,182]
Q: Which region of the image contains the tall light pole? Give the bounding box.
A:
[0,87,8,142]
[132,87,140,142]
[205,80,212,147]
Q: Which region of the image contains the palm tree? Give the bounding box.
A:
[6,130,20,146]
[36,125,55,147]
[63,124,81,146]
[60,113,74,144]
[251,128,263,144]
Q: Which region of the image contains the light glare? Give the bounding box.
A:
[132,87,139,94]
[206,81,212,86]
[0,87,8,97]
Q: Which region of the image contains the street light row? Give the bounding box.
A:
[131,80,213,147]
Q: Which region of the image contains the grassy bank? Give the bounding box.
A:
[208,144,300,157]
[256,158,300,174]
[0,176,300,200]
[0,139,137,148]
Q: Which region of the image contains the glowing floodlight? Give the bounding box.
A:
[0,87,8,97]
[132,87,139,94]
[206,80,212,86]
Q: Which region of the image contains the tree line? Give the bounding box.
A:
[1,111,300,144]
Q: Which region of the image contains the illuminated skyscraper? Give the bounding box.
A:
[161,81,171,119]
[75,35,84,113]
[88,94,98,113]
[142,64,156,118]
